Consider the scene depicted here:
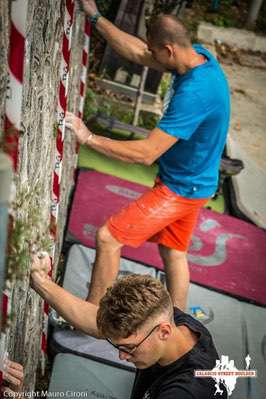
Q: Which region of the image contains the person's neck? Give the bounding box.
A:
[158,325,198,366]
[176,47,206,75]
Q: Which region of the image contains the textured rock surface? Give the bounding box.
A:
[0,1,10,134]
[1,1,87,390]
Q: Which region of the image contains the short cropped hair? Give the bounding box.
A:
[146,14,191,48]
[96,275,173,339]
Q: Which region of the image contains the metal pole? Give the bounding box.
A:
[246,0,264,29]
[133,66,149,127]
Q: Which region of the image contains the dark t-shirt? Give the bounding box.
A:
[130,308,227,399]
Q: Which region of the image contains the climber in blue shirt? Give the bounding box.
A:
[65,2,230,313]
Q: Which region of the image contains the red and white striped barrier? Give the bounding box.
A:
[4,0,28,171]
[76,18,91,155]
[43,13,91,362]
[1,0,28,384]
[78,19,91,119]
[42,0,75,364]
[51,0,75,247]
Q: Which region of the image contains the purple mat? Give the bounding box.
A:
[68,171,266,306]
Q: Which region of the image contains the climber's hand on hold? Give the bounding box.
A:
[30,253,51,291]
[65,112,93,145]
[1,361,24,398]
[80,0,98,17]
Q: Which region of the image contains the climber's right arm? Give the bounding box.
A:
[81,0,165,71]
[30,255,100,338]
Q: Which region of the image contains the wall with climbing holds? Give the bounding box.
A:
[0,0,90,390]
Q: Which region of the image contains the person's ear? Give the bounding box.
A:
[158,323,171,340]
[165,44,175,58]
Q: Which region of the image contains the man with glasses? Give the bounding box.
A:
[31,255,227,398]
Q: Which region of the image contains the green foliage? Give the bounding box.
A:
[84,88,159,130]
[138,111,159,130]
[53,123,58,139]
[221,0,234,5]
[184,0,266,34]
[99,100,113,118]
[84,88,116,121]
[83,88,98,121]
[7,181,52,283]
[116,109,133,125]
[205,13,235,28]
[159,73,172,99]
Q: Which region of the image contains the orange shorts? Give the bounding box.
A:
[107,179,209,252]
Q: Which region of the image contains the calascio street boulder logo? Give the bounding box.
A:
[194,354,257,396]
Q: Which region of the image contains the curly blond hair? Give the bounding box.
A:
[96,274,173,339]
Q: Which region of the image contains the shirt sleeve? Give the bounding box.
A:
[157,90,207,141]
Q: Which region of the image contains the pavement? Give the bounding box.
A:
[198,23,266,228]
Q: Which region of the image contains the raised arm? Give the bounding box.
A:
[30,255,100,338]
[81,0,165,71]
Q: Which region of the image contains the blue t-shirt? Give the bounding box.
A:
[157,44,230,199]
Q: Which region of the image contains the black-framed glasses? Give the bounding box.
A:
[106,323,161,355]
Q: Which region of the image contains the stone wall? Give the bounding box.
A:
[1,1,87,390]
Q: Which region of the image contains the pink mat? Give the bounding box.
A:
[68,171,266,306]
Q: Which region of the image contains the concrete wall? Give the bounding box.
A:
[198,22,266,52]
[1,1,87,390]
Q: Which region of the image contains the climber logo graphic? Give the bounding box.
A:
[189,218,245,266]
[194,355,257,396]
